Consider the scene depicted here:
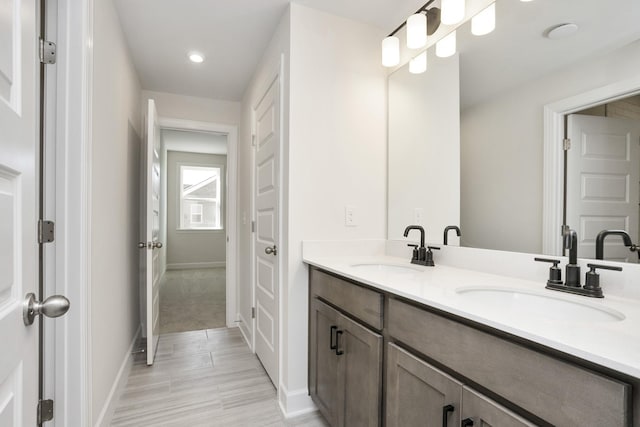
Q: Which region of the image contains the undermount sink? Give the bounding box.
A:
[350,263,424,275]
[455,287,625,323]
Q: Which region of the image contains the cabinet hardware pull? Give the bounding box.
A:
[442,404,454,427]
[461,418,474,427]
[335,330,344,355]
[330,325,338,350]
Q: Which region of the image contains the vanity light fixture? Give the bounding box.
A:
[381,0,440,67]
[189,52,204,63]
[407,13,427,49]
[382,36,401,67]
[441,0,465,25]
[409,51,427,74]
[471,2,496,36]
[436,31,457,58]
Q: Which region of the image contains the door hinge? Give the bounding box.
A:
[251,134,256,147]
[39,39,56,64]
[251,221,256,233]
[38,399,54,423]
[251,307,256,319]
[38,220,55,244]
[563,138,571,150]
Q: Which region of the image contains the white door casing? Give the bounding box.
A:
[567,114,640,262]
[0,0,39,425]
[253,77,280,385]
[145,99,162,364]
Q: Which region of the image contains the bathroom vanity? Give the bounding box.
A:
[304,243,640,427]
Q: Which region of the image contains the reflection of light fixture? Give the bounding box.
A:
[407,13,427,49]
[381,0,441,67]
[382,36,400,67]
[471,2,495,36]
[441,0,465,25]
[436,31,456,57]
[189,53,204,63]
[409,51,427,74]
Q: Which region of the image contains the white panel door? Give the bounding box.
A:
[0,0,39,425]
[145,99,162,365]
[567,114,640,262]
[254,78,280,385]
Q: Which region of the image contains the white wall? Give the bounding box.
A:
[286,3,387,411]
[388,53,460,243]
[90,0,142,422]
[461,40,640,254]
[141,90,241,125]
[166,150,227,268]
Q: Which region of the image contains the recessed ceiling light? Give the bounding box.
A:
[546,23,579,40]
[189,53,204,63]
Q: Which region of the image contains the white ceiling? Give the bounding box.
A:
[113,0,425,102]
[457,0,640,109]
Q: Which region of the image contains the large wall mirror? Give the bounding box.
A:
[388,0,640,263]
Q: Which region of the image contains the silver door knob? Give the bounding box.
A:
[265,245,277,256]
[138,241,147,249]
[23,293,70,326]
[153,241,163,249]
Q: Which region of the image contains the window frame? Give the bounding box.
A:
[177,162,225,231]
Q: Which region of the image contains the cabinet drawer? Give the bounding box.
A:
[310,268,383,330]
[388,298,631,426]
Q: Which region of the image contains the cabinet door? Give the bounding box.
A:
[309,298,341,426]
[461,386,537,427]
[336,313,383,427]
[386,343,463,427]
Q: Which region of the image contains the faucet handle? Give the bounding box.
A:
[534,257,563,285]
[427,246,440,251]
[584,263,623,298]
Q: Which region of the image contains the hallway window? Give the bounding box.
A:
[179,165,222,229]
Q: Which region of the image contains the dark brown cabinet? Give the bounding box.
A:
[309,293,382,427]
[386,343,462,427]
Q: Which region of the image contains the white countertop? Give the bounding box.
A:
[303,253,640,379]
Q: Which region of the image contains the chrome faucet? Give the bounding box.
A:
[443,225,461,245]
[595,230,638,260]
[404,225,427,265]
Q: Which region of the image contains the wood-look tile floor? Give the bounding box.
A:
[110,327,329,427]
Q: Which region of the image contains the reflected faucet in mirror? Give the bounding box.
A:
[595,230,639,261]
[443,225,461,245]
[404,225,428,266]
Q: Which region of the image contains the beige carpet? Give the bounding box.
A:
[159,268,226,334]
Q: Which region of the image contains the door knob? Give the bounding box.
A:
[138,241,147,249]
[23,293,70,326]
[153,241,163,249]
[265,245,277,256]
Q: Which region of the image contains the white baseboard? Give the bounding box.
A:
[237,312,252,350]
[166,261,226,270]
[278,383,317,419]
[94,325,141,427]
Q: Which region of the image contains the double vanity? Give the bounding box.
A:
[303,240,640,426]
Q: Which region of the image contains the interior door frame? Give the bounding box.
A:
[543,75,640,256]
[159,117,239,328]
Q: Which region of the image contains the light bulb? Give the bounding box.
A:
[436,31,456,58]
[382,36,400,67]
[472,3,495,36]
[407,13,427,49]
[441,0,465,25]
[189,53,204,63]
[409,51,427,74]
